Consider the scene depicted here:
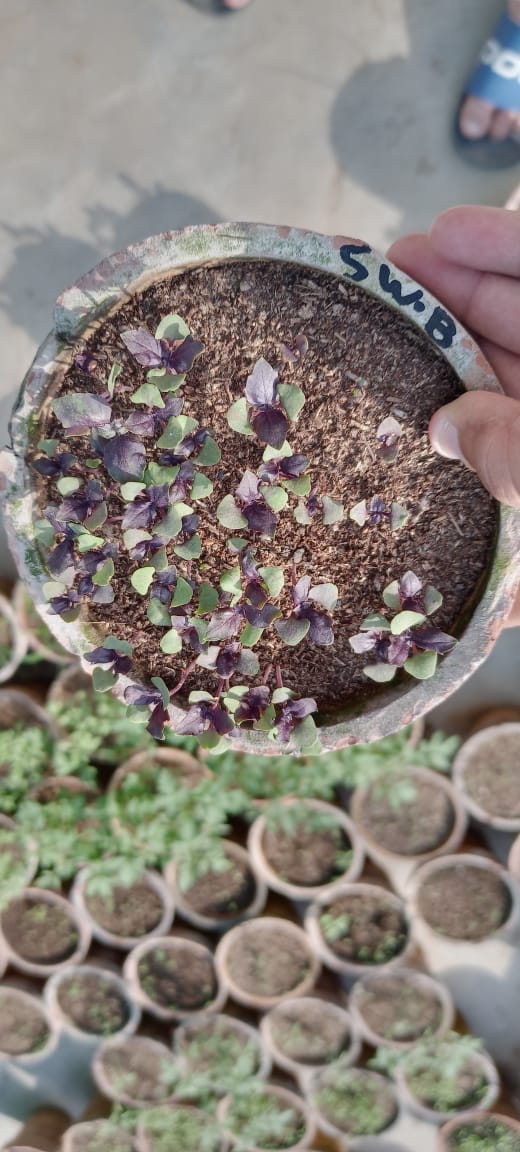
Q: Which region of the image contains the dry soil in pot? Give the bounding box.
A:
[94,1035,178,1106]
[266,996,354,1066]
[221,919,314,1002]
[441,1113,520,1151]
[318,887,409,965]
[351,969,448,1046]
[455,725,520,823]
[137,941,218,1013]
[1,894,79,967]
[416,861,512,941]
[0,987,50,1056]
[354,772,456,856]
[178,846,257,921]
[261,808,353,888]
[54,970,131,1036]
[84,878,166,940]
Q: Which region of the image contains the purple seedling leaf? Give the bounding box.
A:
[52,393,112,433]
[279,333,309,363]
[100,434,146,482]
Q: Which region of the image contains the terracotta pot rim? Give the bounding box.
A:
[71,865,175,951]
[304,881,413,978]
[3,223,520,753]
[92,1033,177,1109]
[438,1109,520,1149]
[350,765,468,865]
[61,1120,134,1152]
[305,1065,399,1142]
[407,851,520,941]
[43,961,141,1042]
[0,591,28,683]
[396,1046,500,1127]
[260,995,361,1082]
[0,984,58,1064]
[0,886,91,978]
[348,965,455,1051]
[248,798,365,902]
[217,1083,315,1152]
[215,914,320,1010]
[164,839,267,932]
[123,933,226,1021]
[452,724,520,832]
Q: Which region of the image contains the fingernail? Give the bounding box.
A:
[460,118,485,140]
[430,416,464,461]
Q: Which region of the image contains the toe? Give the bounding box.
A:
[459,95,495,139]
[490,108,516,140]
[223,0,252,7]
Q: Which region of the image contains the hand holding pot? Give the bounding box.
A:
[389,205,520,624]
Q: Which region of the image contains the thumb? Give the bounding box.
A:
[429,392,520,508]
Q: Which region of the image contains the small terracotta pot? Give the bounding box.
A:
[4,224,520,753]
[109,746,209,836]
[61,1120,135,1152]
[123,932,226,1022]
[0,887,91,978]
[5,1109,69,1152]
[0,591,27,683]
[349,966,454,1051]
[468,707,520,735]
[350,766,468,888]
[29,775,98,803]
[509,834,520,881]
[71,866,175,951]
[13,581,72,667]
[0,984,58,1066]
[164,839,266,933]
[215,915,320,1010]
[44,963,141,1046]
[305,1064,400,1149]
[396,1044,500,1126]
[135,1104,223,1152]
[305,882,414,984]
[92,1034,179,1109]
[248,798,364,903]
[408,852,520,944]
[217,1083,316,1152]
[260,995,361,1085]
[173,1013,272,1097]
[438,1110,520,1151]
[453,723,520,832]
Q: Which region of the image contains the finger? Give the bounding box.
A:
[477,338,520,401]
[388,232,520,358]
[429,392,520,507]
[489,108,516,140]
[505,584,520,627]
[430,206,520,276]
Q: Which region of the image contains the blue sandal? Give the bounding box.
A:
[455,12,520,169]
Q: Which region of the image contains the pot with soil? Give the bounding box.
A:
[123,932,225,1022]
[108,747,209,837]
[260,995,360,1085]
[71,866,175,950]
[408,853,520,944]
[164,839,266,933]
[92,1034,180,1108]
[349,966,454,1050]
[305,1059,399,1149]
[248,798,364,903]
[0,691,56,817]
[0,591,27,683]
[349,765,467,897]
[136,1104,222,1152]
[44,964,140,1048]
[0,985,57,1067]
[438,1111,520,1151]
[215,915,319,1010]
[0,815,38,909]
[305,882,412,984]
[395,1032,500,1126]
[61,1120,136,1152]
[3,225,519,756]
[173,1013,271,1102]
[452,724,520,833]
[0,887,90,978]
[13,582,72,667]
[217,1082,315,1152]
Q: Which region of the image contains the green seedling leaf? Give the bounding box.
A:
[153,506,182,539]
[151,546,168,571]
[155,313,190,340]
[226,397,254,436]
[189,690,213,704]
[237,650,260,677]
[196,436,221,467]
[240,623,263,647]
[107,362,123,397]
[36,519,56,549]
[174,535,201,560]
[37,439,57,456]
[263,485,288,512]
[309,583,338,611]
[155,372,185,392]
[227,537,248,553]
[322,495,344,525]
[130,567,155,595]
[259,565,285,599]
[405,650,438,679]
[424,585,443,615]
[216,495,247,531]
[104,636,132,654]
[292,715,319,751]
[198,583,219,614]
[171,577,193,608]
[157,415,198,450]
[275,617,310,646]
[360,613,390,631]
[147,599,171,627]
[145,462,180,486]
[85,458,101,469]
[77,532,104,553]
[278,382,305,420]
[120,482,146,502]
[92,558,114,586]
[43,580,66,601]
[383,580,401,611]
[349,500,367,527]
[294,502,313,526]
[56,477,81,497]
[92,667,115,693]
[391,610,427,635]
[390,502,409,532]
[85,502,108,531]
[160,629,183,655]
[363,663,398,683]
[254,703,276,732]
[263,441,292,461]
[130,383,165,408]
[219,566,242,596]
[151,676,170,708]
[123,529,151,551]
[190,472,213,501]
[283,475,311,497]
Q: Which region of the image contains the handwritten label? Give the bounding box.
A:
[339,243,456,349]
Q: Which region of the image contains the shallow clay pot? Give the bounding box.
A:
[0,591,27,683]
[408,852,520,945]
[92,1034,179,1109]
[217,1083,316,1152]
[248,798,364,903]
[61,1120,135,1152]
[123,932,226,1022]
[349,766,467,897]
[305,1064,400,1150]
[260,995,361,1086]
[173,1013,272,1097]
[3,224,519,752]
[135,1104,223,1152]
[44,963,141,1047]
[71,866,175,951]
[215,915,320,1010]
[13,581,72,667]
[452,723,520,833]
[305,882,414,985]
[165,839,266,933]
[438,1110,520,1151]
[0,886,91,978]
[349,966,454,1051]
[0,984,58,1067]
[396,1044,500,1127]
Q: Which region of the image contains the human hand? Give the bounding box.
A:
[388,205,520,625]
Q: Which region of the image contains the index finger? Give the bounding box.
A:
[431,206,520,276]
